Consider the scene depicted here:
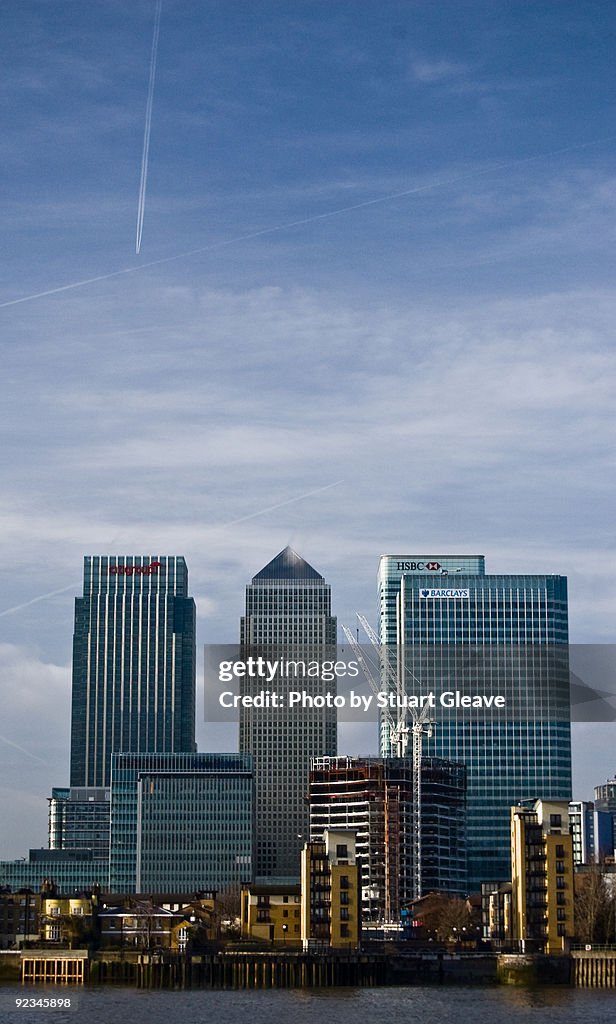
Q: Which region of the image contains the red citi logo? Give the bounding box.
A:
[108,562,162,576]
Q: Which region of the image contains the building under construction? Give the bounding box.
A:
[309,756,466,924]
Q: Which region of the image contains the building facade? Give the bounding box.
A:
[109,752,253,893]
[48,787,110,861]
[70,555,196,788]
[300,830,360,949]
[594,774,616,856]
[510,800,575,954]
[239,547,337,877]
[378,554,571,890]
[568,800,613,866]
[240,882,302,944]
[0,851,109,893]
[309,755,466,923]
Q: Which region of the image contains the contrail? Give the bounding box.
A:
[0,583,79,618]
[135,0,162,255]
[218,480,344,528]
[1,133,614,310]
[0,735,47,764]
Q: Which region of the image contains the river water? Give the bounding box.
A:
[1,985,615,1024]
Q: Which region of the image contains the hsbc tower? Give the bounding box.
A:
[377,553,571,891]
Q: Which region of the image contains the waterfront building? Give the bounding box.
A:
[70,555,196,788]
[41,893,95,943]
[480,880,512,946]
[239,547,337,877]
[300,829,360,949]
[309,755,466,922]
[510,799,574,954]
[48,787,110,861]
[109,752,253,893]
[0,891,41,948]
[569,800,613,866]
[240,881,301,943]
[378,554,571,890]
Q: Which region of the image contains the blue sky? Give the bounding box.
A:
[1,1,615,856]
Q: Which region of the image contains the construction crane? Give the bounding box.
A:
[344,615,434,901]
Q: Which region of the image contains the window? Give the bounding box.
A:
[555,844,565,857]
[336,844,348,858]
[340,908,349,921]
[340,924,350,938]
[550,814,562,828]
[340,876,349,889]
[556,861,565,874]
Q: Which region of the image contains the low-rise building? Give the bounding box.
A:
[40,894,95,945]
[240,882,301,944]
[0,889,40,948]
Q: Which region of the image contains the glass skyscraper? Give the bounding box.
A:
[70,555,196,787]
[109,753,253,893]
[378,554,572,891]
[239,547,337,877]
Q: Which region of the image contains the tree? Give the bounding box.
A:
[574,866,616,944]
[414,893,473,943]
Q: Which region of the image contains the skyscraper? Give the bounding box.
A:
[378,554,571,890]
[70,555,196,788]
[239,547,337,877]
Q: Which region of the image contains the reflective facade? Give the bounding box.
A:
[70,555,196,787]
[109,753,254,892]
[240,547,337,877]
[48,787,110,860]
[378,555,572,891]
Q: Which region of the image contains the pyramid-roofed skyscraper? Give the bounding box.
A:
[240,547,337,876]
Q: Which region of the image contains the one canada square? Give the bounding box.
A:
[239,547,337,876]
[70,555,196,787]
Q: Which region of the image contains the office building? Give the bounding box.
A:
[594,773,616,856]
[109,752,253,892]
[309,755,466,922]
[239,547,337,877]
[569,800,613,866]
[378,554,571,890]
[48,787,110,861]
[0,850,109,893]
[70,555,196,788]
[511,800,574,954]
[300,830,360,949]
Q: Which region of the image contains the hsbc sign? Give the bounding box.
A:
[396,560,441,572]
